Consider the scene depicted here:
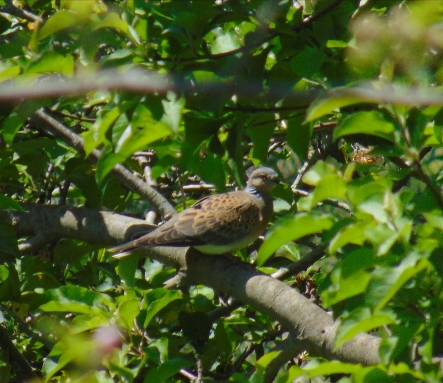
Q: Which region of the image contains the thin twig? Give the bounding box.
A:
[224,105,308,113]
[182,184,216,191]
[134,154,157,187]
[0,3,43,23]
[249,111,304,128]
[177,171,187,209]
[292,188,352,213]
[37,163,55,204]
[291,161,310,191]
[195,356,203,383]
[271,244,327,280]
[180,368,198,381]
[298,0,346,28]
[51,109,96,123]
[58,179,70,206]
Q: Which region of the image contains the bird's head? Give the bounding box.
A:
[247,167,280,192]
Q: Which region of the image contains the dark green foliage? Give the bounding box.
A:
[1,0,443,382]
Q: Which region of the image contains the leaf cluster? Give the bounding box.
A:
[2,0,443,383]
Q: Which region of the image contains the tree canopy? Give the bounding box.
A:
[1,0,443,382]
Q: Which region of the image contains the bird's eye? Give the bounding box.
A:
[260,175,267,180]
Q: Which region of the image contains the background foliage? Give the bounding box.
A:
[2,0,443,382]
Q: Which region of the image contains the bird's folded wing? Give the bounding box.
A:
[109,192,262,257]
[175,194,260,246]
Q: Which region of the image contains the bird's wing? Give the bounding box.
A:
[175,192,262,246]
[109,192,263,257]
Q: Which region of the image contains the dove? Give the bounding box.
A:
[109,167,280,258]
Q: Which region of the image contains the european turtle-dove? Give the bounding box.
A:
[109,167,279,257]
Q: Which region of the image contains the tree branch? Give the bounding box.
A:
[271,244,327,280]
[0,68,318,105]
[0,204,381,370]
[0,324,38,380]
[0,2,43,23]
[30,108,176,219]
[0,203,155,250]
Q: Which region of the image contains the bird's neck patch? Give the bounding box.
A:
[245,186,263,199]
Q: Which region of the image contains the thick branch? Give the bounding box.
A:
[179,248,381,366]
[30,108,176,219]
[1,204,381,369]
[0,204,154,249]
[0,68,317,105]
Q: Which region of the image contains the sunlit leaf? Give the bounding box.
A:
[26,52,75,77]
[335,307,397,348]
[117,299,140,330]
[334,111,395,142]
[257,214,334,266]
[38,10,83,40]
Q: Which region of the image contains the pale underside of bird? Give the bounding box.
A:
[109,167,280,258]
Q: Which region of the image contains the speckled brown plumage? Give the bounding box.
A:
[109,167,280,257]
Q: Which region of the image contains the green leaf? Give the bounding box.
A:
[143,357,192,383]
[144,290,182,328]
[26,52,75,77]
[365,253,429,311]
[306,88,367,122]
[69,315,109,334]
[179,311,212,354]
[326,40,348,48]
[213,319,236,362]
[335,308,396,348]
[117,299,140,330]
[38,10,83,40]
[96,152,126,184]
[334,111,395,142]
[247,120,275,163]
[0,222,19,258]
[93,12,129,34]
[2,115,26,144]
[329,221,368,254]
[251,351,281,383]
[116,255,139,288]
[322,269,371,308]
[83,106,126,156]
[302,160,338,186]
[0,194,25,211]
[257,214,334,266]
[306,84,401,122]
[210,30,241,54]
[161,92,185,135]
[40,285,115,315]
[286,115,311,160]
[310,173,348,208]
[0,263,20,301]
[290,47,328,78]
[115,103,171,157]
[0,66,20,83]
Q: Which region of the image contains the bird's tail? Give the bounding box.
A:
[108,239,140,259]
